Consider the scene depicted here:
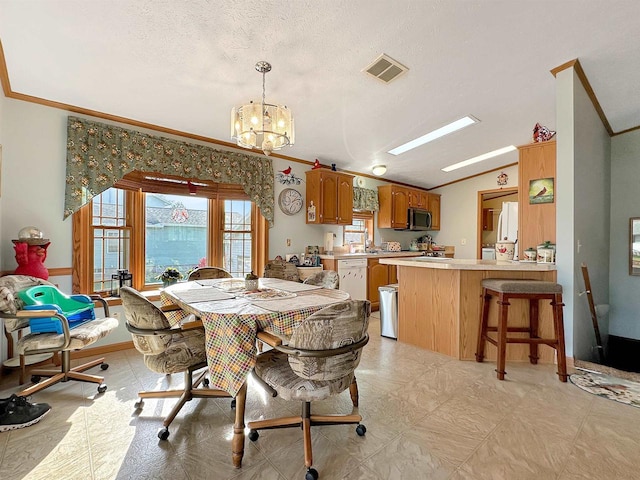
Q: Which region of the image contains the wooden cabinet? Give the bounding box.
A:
[409,190,428,209]
[482,208,493,231]
[517,141,556,259]
[378,185,440,230]
[427,193,441,230]
[305,169,354,225]
[367,258,392,311]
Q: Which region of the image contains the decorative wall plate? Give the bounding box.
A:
[355,176,366,187]
[278,188,303,215]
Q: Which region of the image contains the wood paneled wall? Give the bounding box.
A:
[518,141,556,259]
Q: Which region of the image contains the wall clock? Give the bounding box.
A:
[278,188,303,215]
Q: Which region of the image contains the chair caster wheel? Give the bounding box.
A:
[231,398,236,409]
[305,467,319,480]
[101,363,109,370]
[203,378,210,387]
[31,375,41,384]
[97,384,107,394]
[356,424,366,436]
[158,427,170,440]
[134,400,144,410]
[248,429,259,442]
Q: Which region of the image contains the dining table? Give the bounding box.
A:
[161,277,350,468]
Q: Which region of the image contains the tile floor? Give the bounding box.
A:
[1,313,640,480]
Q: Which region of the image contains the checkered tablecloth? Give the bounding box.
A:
[161,280,349,397]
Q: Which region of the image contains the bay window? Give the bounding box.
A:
[72,173,268,295]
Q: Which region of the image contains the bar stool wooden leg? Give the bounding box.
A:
[496,294,509,380]
[475,290,491,362]
[528,298,540,364]
[552,293,568,382]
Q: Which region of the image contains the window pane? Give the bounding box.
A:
[92,188,125,227]
[92,188,130,293]
[223,200,252,277]
[145,193,208,283]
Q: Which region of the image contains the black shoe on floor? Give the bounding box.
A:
[0,394,51,432]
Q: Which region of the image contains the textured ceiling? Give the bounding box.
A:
[1,0,639,189]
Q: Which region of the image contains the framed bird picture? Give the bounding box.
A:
[529,178,554,204]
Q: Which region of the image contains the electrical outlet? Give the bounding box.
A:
[286,238,291,247]
[461,238,467,246]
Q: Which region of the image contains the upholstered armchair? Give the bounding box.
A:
[187,266,232,281]
[247,300,370,480]
[0,276,118,396]
[119,286,239,440]
[302,270,340,289]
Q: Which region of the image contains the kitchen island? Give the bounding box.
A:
[379,257,558,363]
[319,251,425,310]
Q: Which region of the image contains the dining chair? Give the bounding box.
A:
[0,279,118,397]
[247,300,370,480]
[187,266,232,281]
[119,286,238,440]
[302,270,339,289]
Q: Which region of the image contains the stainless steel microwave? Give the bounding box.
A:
[407,208,432,231]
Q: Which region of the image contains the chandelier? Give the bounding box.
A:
[231,61,294,156]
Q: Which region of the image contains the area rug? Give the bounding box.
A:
[570,371,640,408]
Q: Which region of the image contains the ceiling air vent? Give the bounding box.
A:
[363,53,408,84]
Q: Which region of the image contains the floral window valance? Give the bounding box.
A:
[353,187,379,211]
[64,116,275,226]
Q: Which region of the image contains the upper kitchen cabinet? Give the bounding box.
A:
[305,169,354,225]
[378,185,410,229]
[428,193,441,230]
[378,185,440,230]
[409,190,428,209]
[517,140,556,259]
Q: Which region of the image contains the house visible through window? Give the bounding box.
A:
[145,194,208,283]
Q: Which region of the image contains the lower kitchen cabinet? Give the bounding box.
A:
[367,258,398,311]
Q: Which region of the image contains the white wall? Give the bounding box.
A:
[572,70,611,360]
[610,129,640,340]
[2,99,78,270]
[430,164,519,259]
[556,67,611,361]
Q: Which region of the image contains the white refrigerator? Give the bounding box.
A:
[497,201,518,257]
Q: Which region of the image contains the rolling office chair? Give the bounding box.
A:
[0,282,118,396]
[119,286,239,440]
[302,270,340,289]
[187,266,232,281]
[248,300,370,480]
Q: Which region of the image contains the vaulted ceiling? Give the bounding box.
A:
[1,1,639,188]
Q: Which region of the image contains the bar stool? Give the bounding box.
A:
[475,278,568,382]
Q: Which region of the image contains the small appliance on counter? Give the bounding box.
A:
[382,241,401,252]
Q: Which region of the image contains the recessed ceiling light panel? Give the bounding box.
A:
[441,145,517,172]
[388,116,479,156]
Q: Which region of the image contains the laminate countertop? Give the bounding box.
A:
[318,251,425,260]
[379,257,556,271]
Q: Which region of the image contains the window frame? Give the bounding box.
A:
[343,211,374,246]
[72,172,269,295]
